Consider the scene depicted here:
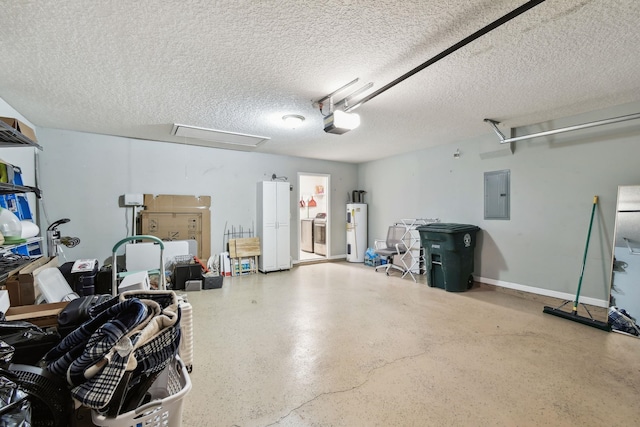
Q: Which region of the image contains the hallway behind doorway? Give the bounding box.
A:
[298,173,330,263]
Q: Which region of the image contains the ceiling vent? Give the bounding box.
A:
[171,124,270,149]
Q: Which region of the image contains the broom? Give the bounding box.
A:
[543,196,611,331]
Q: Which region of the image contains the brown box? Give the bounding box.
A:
[5,301,69,328]
[0,117,37,142]
[5,256,56,306]
[140,211,205,257]
[141,194,211,260]
[143,194,210,212]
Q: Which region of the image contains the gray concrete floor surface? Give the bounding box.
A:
[181,261,640,426]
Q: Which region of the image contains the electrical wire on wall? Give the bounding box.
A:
[123,204,141,237]
[271,173,288,182]
[271,173,293,190]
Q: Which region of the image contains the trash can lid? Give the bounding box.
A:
[416,223,480,233]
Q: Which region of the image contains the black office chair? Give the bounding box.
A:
[374,225,408,275]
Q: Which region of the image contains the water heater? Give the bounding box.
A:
[346,203,367,262]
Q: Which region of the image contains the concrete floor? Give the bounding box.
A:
[181,262,640,426]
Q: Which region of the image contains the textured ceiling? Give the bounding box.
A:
[1,0,639,163]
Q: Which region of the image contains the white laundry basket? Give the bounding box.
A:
[177,295,194,373]
[91,356,192,427]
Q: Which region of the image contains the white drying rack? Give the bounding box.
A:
[393,218,439,282]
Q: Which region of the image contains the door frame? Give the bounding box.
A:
[297,172,331,262]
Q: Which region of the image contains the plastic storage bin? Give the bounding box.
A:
[92,356,192,427]
[417,223,480,292]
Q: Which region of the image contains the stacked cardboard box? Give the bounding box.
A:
[2,256,68,328]
[140,194,211,260]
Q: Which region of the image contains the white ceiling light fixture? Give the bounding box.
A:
[282,114,305,128]
[171,124,270,149]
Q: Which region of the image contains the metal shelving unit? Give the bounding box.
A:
[0,120,42,150]
[0,121,41,197]
[0,237,43,257]
[0,121,43,259]
[0,182,41,197]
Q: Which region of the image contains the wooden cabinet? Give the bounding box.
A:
[257,181,290,272]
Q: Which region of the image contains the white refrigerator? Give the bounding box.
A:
[346,203,367,262]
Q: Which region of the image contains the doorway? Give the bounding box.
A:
[298,173,330,262]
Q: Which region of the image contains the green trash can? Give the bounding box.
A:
[417,223,480,292]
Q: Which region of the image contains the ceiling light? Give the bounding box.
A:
[282,114,305,128]
[171,124,269,148]
[323,110,360,134]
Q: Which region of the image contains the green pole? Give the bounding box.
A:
[573,196,598,314]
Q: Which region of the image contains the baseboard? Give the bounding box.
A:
[475,276,609,308]
[293,255,346,265]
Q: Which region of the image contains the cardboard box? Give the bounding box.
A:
[143,194,210,212]
[5,256,57,306]
[0,117,37,142]
[141,194,211,260]
[5,301,69,328]
[140,211,207,258]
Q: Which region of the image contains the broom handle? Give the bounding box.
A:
[573,196,598,313]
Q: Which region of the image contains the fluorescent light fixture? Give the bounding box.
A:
[323,110,360,134]
[171,124,270,148]
[282,114,305,128]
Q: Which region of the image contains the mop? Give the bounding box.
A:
[543,196,611,331]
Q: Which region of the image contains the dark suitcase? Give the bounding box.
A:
[59,260,99,297]
[172,264,202,290]
[57,294,115,337]
[95,264,126,295]
[0,321,61,365]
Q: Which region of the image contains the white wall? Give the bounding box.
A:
[5,95,640,306]
[359,101,640,304]
[35,128,357,264]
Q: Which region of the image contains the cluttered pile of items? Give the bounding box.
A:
[0,232,223,426]
[0,181,229,424]
[0,289,191,426]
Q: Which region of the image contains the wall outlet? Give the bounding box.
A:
[123,193,144,206]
